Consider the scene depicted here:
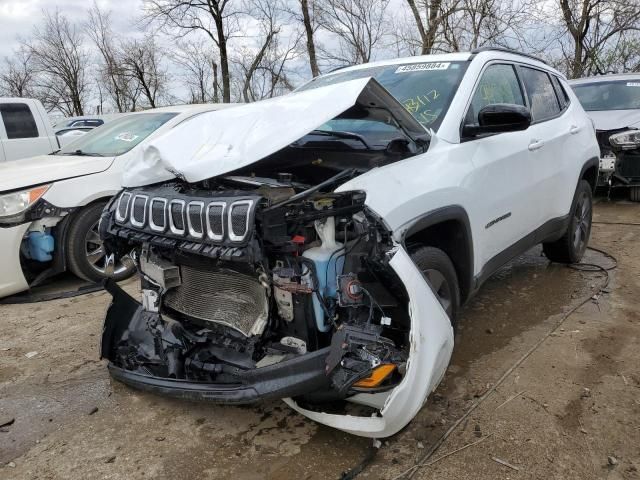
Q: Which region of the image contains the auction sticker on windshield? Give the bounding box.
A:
[395,62,450,73]
[627,82,640,87]
[115,132,139,142]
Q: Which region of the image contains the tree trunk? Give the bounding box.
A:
[213,11,231,102]
[301,0,320,77]
[406,0,429,54]
[212,61,219,103]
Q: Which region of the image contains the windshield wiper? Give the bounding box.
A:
[61,149,105,157]
[309,129,371,149]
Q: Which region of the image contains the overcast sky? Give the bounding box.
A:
[0,0,144,60]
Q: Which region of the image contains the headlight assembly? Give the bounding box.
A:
[609,130,640,151]
[0,184,51,219]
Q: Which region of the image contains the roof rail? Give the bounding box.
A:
[470,47,548,66]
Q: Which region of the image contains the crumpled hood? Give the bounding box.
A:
[588,109,640,131]
[122,78,426,187]
[0,154,115,193]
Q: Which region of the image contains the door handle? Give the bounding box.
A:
[528,139,544,151]
[569,125,581,135]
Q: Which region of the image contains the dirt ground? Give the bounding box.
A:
[0,201,638,480]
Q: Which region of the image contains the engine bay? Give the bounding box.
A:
[100,158,415,403]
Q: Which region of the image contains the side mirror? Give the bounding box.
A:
[463,103,532,137]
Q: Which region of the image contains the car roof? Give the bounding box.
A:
[317,50,561,80]
[130,103,238,115]
[52,104,237,126]
[568,73,640,85]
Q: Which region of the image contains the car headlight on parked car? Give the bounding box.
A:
[0,184,51,219]
[609,130,640,151]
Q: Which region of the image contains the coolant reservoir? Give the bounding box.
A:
[302,217,344,332]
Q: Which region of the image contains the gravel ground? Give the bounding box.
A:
[0,201,638,480]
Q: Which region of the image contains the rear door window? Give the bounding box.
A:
[551,76,571,109]
[0,103,39,139]
[519,67,561,122]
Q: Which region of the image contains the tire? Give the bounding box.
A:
[543,179,592,264]
[66,203,136,283]
[410,246,461,327]
[630,186,640,202]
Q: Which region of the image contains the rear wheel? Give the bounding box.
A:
[66,203,135,283]
[543,179,592,264]
[410,246,460,327]
[630,186,640,202]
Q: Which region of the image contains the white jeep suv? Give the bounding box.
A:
[99,48,599,438]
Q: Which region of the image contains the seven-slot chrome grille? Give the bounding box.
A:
[114,191,256,244]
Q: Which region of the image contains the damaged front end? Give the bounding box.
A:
[608,129,640,193]
[100,181,414,412]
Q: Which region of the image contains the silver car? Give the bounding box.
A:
[570,74,640,200]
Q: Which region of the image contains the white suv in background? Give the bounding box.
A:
[99,48,599,438]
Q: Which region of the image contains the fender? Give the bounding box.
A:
[29,197,113,287]
[579,156,600,193]
[401,205,474,302]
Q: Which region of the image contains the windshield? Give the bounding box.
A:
[572,80,640,111]
[56,112,178,156]
[297,61,469,130]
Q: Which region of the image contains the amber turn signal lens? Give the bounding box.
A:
[29,185,50,203]
[353,364,396,388]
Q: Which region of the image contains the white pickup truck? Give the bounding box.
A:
[0,98,59,162]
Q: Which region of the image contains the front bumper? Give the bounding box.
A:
[0,223,30,298]
[101,246,455,438]
[101,279,331,404]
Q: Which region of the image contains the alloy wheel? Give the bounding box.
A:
[572,191,591,254]
[84,220,132,276]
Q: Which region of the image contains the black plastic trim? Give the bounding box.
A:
[474,214,571,288]
[579,156,600,193]
[402,205,474,302]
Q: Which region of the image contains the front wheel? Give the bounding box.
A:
[66,203,136,283]
[543,179,592,264]
[410,246,460,327]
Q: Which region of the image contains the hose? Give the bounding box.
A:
[341,246,618,480]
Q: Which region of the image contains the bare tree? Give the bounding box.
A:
[318,0,389,65]
[239,0,279,102]
[404,0,461,54]
[0,46,36,97]
[233,0,301,101]
[120,35,170,108]
[293,0,321,76]
[86,3,140,112]
[559,0,640,78]
[144,0,243,102]
[25,10,89,115]
[172,39,220,103]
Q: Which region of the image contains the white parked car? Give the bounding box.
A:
[0,104,234,298]
[99,48,599,438]
[0,98,59,162]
